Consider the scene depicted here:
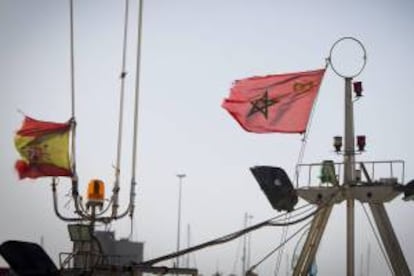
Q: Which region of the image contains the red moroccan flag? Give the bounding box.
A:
[222,69,326,133]
[14,116,72,179]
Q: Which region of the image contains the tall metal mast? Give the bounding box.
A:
[294,37,412,276]
[344,77,356,276]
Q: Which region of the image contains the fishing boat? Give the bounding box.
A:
[1,1,413,275]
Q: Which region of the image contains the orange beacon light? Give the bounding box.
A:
[86,179,105,209]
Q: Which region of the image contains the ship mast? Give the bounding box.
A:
[344,76,356,276]
[293,37,411,276]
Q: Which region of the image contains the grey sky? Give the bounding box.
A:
[1,0,414,275]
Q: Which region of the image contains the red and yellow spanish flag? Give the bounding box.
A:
[14,116,72,179]
[222,69,325,133]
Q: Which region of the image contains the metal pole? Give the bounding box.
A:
[186,224,191,268]
[111,0,130,219]
[247,227,251,271]
[366,243,370,276]
[242,213,247,275]
[247,215,253,271]
[344,77,355,276]
[130,0,144,216]
[68,0,80,214]
[176,174,186,269]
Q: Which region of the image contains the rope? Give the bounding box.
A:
[140,204,318,266]
[360,203,393,274]
[248,221,312,273]
[294,62,329,183]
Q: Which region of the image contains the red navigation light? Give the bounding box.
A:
[334,136,343,152]
[357,135,366,151]
[353,81,363,97]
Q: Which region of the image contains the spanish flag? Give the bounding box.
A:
[14,116,72,179]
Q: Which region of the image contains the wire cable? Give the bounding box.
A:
[231,217,244,274]
[140,204,319,266]
[360,203,393,274]
[294,62,329,184]
[273,213,290,275]
[248,220,312,273]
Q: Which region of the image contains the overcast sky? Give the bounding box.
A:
[1,0,414,275]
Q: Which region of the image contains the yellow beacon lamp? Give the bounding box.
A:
[86,179,105,210]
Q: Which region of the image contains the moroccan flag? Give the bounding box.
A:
[14,116,72,179]
[222,69,325,133]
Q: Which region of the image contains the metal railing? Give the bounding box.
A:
[295,160,405,188]
[59,251,198,275]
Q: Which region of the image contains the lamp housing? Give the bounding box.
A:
[357,135,366,151]
[353,81,363,97]
[334,136,343,152]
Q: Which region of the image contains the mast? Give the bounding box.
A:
[344,77,355,276]
[331,37,366,276]
[293,37,368,276]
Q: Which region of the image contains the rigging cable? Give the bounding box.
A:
[267,204,314,226]
[294,61,330,183]
[140,203,319,266]
[248,220,312,274]
[290,220,311,270]
[360,202,393,274]
[273,213,290,275]
[231,218,244,274]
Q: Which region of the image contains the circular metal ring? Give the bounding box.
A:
[328,37,367,78]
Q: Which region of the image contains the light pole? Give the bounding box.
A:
[176,173,186,268]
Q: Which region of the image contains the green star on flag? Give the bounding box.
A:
[248,90,278,119]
